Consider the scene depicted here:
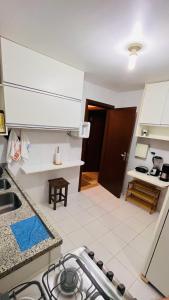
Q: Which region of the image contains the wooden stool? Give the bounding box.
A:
[48,177,70,210]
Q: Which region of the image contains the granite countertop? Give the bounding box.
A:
[0,168,62,279]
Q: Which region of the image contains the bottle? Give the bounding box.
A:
[54,146,62,165]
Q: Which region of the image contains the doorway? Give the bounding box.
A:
[79,99,136,198]
[80,99,114,190]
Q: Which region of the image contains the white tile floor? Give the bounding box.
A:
[38,185,162,300]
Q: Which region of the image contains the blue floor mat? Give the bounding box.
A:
[11,215,51,252]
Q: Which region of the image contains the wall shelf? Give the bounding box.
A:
[136,124,169,142]
[21,160,84,175]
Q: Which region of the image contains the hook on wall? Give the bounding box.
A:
[3,129,21,141]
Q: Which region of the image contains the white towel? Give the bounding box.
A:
[21,130,30,161]
[6,129,21,163]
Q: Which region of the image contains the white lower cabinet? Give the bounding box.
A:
[3,85,82,129]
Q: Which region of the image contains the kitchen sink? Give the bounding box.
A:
[0,192,22,215]
[0,179,11,190]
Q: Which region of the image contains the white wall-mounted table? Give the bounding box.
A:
[21,160,84,175]
[127,170,169,189]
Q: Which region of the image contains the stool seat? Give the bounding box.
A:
[48,177,70,210]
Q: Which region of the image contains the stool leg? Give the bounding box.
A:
[64,185,68,207]
[49,184,52,204]
[53,187,57,210]
[59,188,62,202]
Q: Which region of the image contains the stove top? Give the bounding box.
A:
[5,246,137,300]
[42,246,137,300]
[6,281,46,300]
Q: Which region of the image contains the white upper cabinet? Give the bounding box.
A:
[0,38,84,100]
[139,82,169,125]
[3,85,81,129]
[161,94,169,125]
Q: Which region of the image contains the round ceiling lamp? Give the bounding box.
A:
[128,42,143,71]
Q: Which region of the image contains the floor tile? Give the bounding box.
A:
[98,213,121,230]
[135,211,159,226]
[130,235,152,259]
[67,228,93,247]
[88,205,107,218]
[113,223,138,243]
[73,210,95,226]
[140,222,157,242]
[61,236,76,255]
[66,203,83,216]
[129,279,162,300]
[116,244,145,278]
[98,199,120,213]
[99,231,126,255]
[88,240,113,263]
[55,217,80,234]
[124,216,149,233]
[110,208,134,221]
[106,257,137,289]
[84,219,109,239]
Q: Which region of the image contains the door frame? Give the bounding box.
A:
[78,99,115,191]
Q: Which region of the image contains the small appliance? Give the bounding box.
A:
[150,156,163,177]
[135,166,149,173]
[160,164,169,182]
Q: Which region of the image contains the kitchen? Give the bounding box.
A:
[0,1,169,300]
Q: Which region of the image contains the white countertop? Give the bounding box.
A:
[21,160,84,174]
[127,169,169,189]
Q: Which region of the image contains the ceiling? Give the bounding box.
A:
[0,0,169,91]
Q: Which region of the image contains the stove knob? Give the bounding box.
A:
[97,260,103,269]
[106,271,114,281]
[117,283,125,296]
[88,251,94,260]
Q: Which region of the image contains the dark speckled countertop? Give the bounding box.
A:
[0,168,62,279]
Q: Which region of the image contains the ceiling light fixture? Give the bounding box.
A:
[128,43,142,71]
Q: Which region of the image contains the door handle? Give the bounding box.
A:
[120,152,127,161]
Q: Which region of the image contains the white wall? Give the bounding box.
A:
[83,81,118,106]
[7,130,82,203]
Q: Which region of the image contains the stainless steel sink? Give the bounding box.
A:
[0,179,11,190]
[0,192,22,215]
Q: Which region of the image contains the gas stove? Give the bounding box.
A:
[4,246,137,300]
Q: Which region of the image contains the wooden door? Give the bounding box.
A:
[99,107,136,198]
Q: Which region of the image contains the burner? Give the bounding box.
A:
[8,281,46,300]
[57,267,82,296]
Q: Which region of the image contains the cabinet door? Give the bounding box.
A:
[1,38,84,100]
[161,96,169,125]
[139,82,169,125]
[4,86,81,129]
[147,210,169,296]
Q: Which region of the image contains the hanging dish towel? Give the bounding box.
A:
[21,130,31,161]
[6,129,21,163]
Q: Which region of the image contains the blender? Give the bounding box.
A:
[150,155,163,176]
